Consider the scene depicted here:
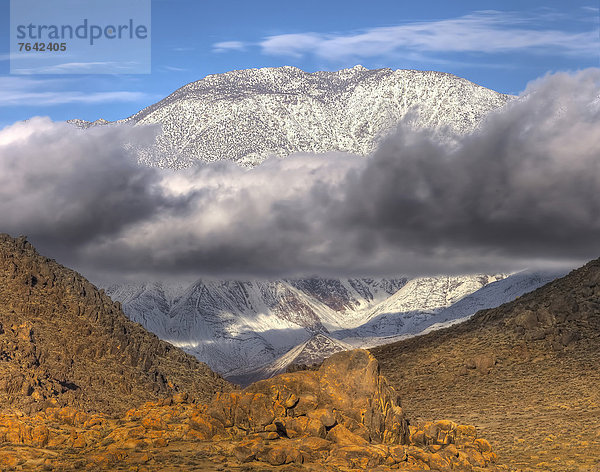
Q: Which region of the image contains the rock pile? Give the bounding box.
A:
[0,350,503,471]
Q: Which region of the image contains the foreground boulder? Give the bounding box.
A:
[0,350,504,471]
[210,349,409,445]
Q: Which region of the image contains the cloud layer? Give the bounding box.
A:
[214,10,598,61]
[1,70,599,282]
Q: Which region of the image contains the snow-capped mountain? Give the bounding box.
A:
[106,277,404,376]
[95,66,551,382]
[105,272,563,381]
[337,271,567,348]
[288,277,407,330]
[334,274,504,338]
[431,270,568,326]
[72,66,512,167]
[106,281,187,335]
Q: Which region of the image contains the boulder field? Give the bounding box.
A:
[0,350,503,471]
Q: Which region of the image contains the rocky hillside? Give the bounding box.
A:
[0,234,231,415]
[371,257,600,471]
[72,66,512,167]
[0,350,504,471]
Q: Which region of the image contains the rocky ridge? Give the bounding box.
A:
[0,234,230,415]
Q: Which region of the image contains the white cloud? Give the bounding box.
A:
[213,41,247,53]
[163,65,187,72]
[215,10,598,61]
[0,77,151,106]
[258,34,322,58]
[11,61,145,75]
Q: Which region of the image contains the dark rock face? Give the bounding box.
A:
[0,234,231,415]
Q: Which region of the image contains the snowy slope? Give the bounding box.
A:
[105,273,566,378]
[430,270,568,325]
[106,277,404,375]
[72,66,512,167]
[333,274,505,338]
[105,281,186,335]
[226,334,353,386]
[337,271,565,349]
[288,278,407,330]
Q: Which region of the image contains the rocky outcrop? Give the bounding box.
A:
[0,234,231,415]
[455,258,600,350]
[0,234,505,470]
[0,349,502,471]
[211,349,408,445]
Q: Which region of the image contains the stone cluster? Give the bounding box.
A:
[0,350,502,471]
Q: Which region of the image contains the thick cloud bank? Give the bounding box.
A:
[1,70,599,282]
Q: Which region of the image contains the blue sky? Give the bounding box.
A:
[0,0,598,128]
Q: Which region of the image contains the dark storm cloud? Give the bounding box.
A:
[337,69,600,265]
[0,119,172,263]
[1,69,599,282]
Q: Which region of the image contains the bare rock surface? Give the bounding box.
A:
[0,349,503,471]
[0,234,231,415]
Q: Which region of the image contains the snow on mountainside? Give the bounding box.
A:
[104,272,568,380]
[227,334,353,387]
[334,274,504,338]
[105,281,187,335]
[338,271,566,349]
[288,278,407,330]
[71,65,513,167]
[106,277,404,376]
[431,270,568,325]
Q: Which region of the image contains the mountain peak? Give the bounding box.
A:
[72,66,513,168]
